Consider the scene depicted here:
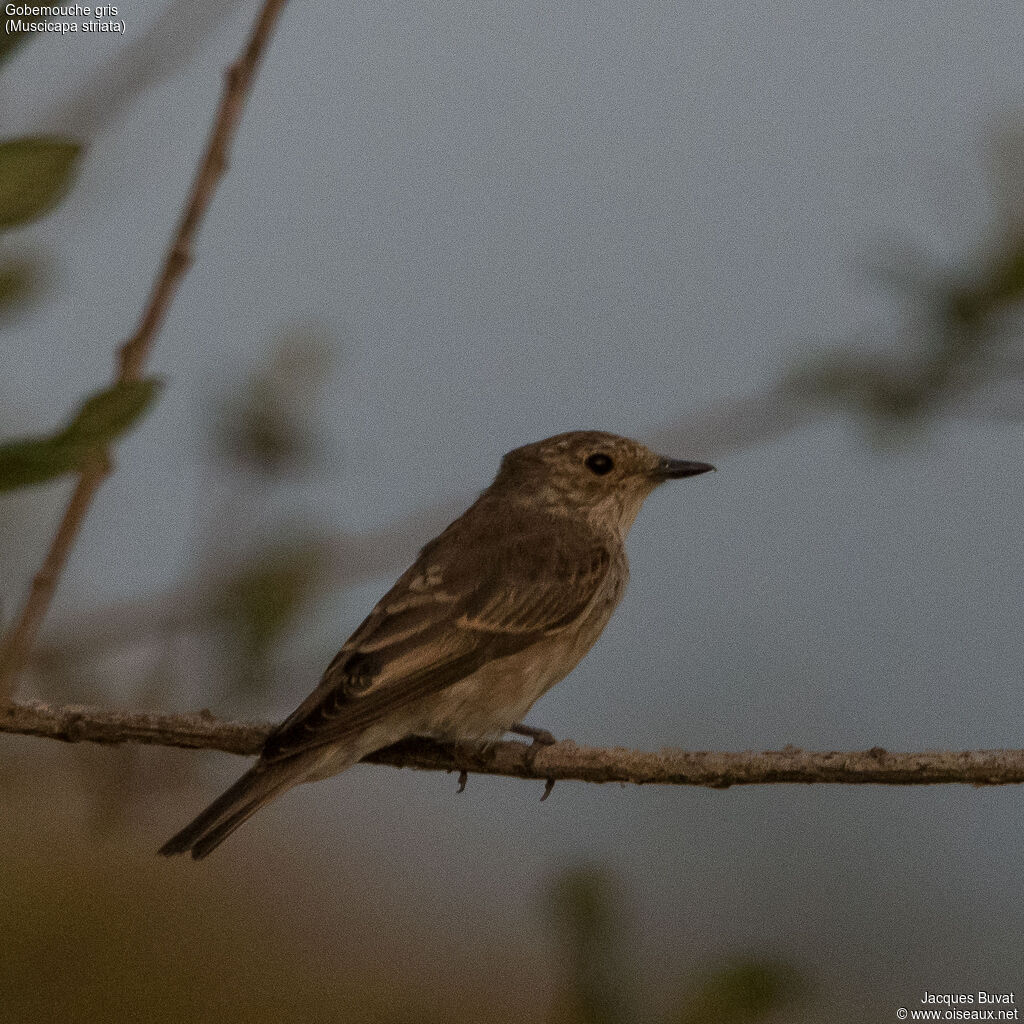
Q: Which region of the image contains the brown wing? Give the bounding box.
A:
[262,518,612,762]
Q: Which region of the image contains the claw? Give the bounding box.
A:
[540,778,555,801]
[456,769,468,793]
[510,722,558,746]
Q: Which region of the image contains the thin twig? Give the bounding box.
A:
[0,0,292,699]
[5,700,1024,788]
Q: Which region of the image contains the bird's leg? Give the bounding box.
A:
[509,723,557,801]
[509,722,558,746]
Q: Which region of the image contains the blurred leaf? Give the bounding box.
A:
[675,960,805,1024]
[941,286,986,330]
[0,377,162,493]
[218,556,311,653]
[0,255,43,320]
[546,866,631,1024]
[549,867,619,943]
[65,377,161,445]
[789,346,958,435]
[215,327,334,476]
[0,435,81,492]
[219,395,308,473]
[210,537,328,700]
[0,137,80,231]
[802,144,1024,442]
[0,18,42,67]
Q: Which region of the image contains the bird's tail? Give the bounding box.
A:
[158,759,301,861]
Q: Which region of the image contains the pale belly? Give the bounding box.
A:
[418,570,626,742]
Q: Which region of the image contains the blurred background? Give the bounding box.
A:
[1,0,1023,1020]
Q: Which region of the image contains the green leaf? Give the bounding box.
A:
[0,377,162,493]
[0,137,80,231]
[61,378,162,446]
[0,436,81,492]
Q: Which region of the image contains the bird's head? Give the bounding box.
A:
[493,430,714,535]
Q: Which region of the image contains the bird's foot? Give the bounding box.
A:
[509,723,557,801]
[509,722,558,747]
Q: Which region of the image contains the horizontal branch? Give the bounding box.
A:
[4,700,1024,788]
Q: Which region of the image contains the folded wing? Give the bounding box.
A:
[262,517,611,762]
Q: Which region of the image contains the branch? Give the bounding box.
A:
[5,700,1024,788]
[0,0,292,697]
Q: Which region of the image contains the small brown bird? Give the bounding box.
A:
[160,431,713,858]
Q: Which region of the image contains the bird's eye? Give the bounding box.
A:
[585,453,614,475]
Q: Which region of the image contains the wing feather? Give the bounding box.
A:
[262,519,612,763]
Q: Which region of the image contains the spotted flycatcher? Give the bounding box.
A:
[160,431,713,858]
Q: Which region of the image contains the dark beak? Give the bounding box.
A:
[653,457,716,480]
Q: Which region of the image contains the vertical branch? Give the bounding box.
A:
[0,0,292,698]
